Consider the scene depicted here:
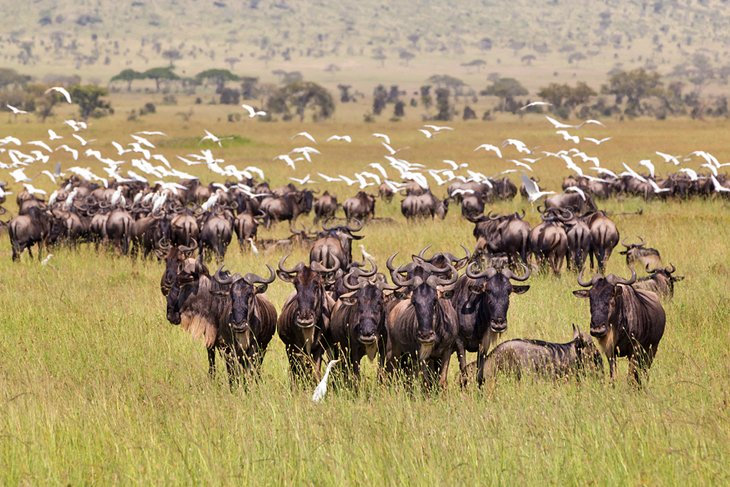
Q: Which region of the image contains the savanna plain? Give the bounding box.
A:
[1,100,729,484]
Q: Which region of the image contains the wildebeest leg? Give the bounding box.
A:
[589,249,595,271]
[438,353,451,389]
[454,338,469,388]
[476,350,488,387]
[207,348,216,378]
[28,245,34,260]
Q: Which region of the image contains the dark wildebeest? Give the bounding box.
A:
[451,260,531,386]
[401,191,448,220]
[585,211,619,273]
[260,190,314,228]
[544,192,597,215]
[378,182,394,203]
[471,211,530,265]
[276,255,339,384]
[619,237,663,271]
[170,207,200,246]
[199,209,234,262]
[555,209,592,272]
[8,206,53,261]
[309,221,363,271]
[343,191,376,222]
[328,260,395,383]
[529,210,568,274]
[233,210,258,251]
[159,240,199,296]
[133,212,172,258]
[313,191,338,224]
[573,269,666,384]
[210,265,278,378]
[385,254,459,389]
[105,207,134,254]
[493,177,517,200]
[632,264,683,300]
[480,325,603,383]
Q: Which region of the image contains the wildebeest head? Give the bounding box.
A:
[339,260,394,359]
[278,254,339,330]
[571,324,604,373]
[389,253,458,358]
[165,282,182,325]
[572,269,637,338]
[213,265,276,347]
[160,240,198,295]
[465,260,530,333]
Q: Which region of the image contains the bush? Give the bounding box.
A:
[162,94,177,105]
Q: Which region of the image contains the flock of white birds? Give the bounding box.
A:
[2,97,730,212]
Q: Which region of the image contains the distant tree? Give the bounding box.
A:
[240,77,260,99]
[394,100,405,118]
[420,85,432,110]
[162,49,182,67]
[435,87,452,121]
[538,81,596,116]
[372,85,387,115]
[69,85,112,120]
[196,68,240,93]
[225,57,241,71]
[461,59,486,73]
[480,77,528,112]
[521,54,536,66]
[372,48,386,67]
[337,84,352,103]
[478,38,493,51]
[110,69,144,92]
[463,105,477,120]
[143,67,180,92]
[266,81,335,121]
[0,68,31,89]
[282,71,303,85]
[399,50,415,66]
[219,88,240,105]
[602,68,664,116]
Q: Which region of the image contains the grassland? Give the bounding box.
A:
[0,101,729,484]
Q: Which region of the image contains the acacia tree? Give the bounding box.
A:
[538,81,596,117]
[480,77,528,112]
[110,69,144,92]
[601,68,664,116]
[195,68,240,93]
[69,85,113,120]
[266,81,335,121]
[143,67,180,92]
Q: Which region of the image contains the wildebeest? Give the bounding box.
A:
[554,209,592,272]
[632,264,683,300]
[573,269,666,383]
[385,254,459,388]
[529,211,568,274]
[199,209,234,262]
[276,255,339,384]
[343,191,376,222]
[105,207,134,254]
[401,191,448,220]
[585,211,619,273]
[328,260,394,382]
[544,192,597,214]
[160,240,199,296]
[480,325,603,383]
[313,191,338,223]
[259,189,314,227]
[170,207,200,246]
[8,206,53,261]
[309,221,363,270]
[451,260,531,386]
[472,211,530,265]
[210,265,278,377]
[619,237,662,271]
[233,210,258,251]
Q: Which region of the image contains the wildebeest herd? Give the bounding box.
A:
[2,171,685,392]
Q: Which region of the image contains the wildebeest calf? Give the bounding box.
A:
[480,325,603,383]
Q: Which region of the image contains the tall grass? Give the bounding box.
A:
[1,115,729,483]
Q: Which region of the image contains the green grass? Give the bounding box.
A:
[1,112,729,484]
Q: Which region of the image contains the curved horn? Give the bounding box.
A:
[311,254,341,274]
[621,237,632,248]
[665,263,676,274]
[243,264,276,286]
[212,266,239,286]
[503,263,531,282]
[417,245,432,260]
[277,254,299,274]
[179,239,198,254]
[466,261,497,280]
[609,268,637,286]
[158,238,172,251]
[345,219,363,232]
[386,253,400,274]
[577,269,600,287]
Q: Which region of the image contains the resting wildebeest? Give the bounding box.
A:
[210,265,278,378]
[451,259,531,386]
[385,254,459,389]
[343,191,376,222]
[276,255,339,384]
[480,325,603,383]
[632,264,683,300]
[328,260,395,383]
[573,269,666,384]
[619,237,663,271]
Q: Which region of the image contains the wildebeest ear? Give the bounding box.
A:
[673,275,685,282]
[572,324,580,340]
[439,290,454,300]
[572,290,590,298]
[512,285,530,295]
[254,284,268,294]
[276,270,294,283]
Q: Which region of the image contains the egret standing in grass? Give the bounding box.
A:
[312,359,340,403]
